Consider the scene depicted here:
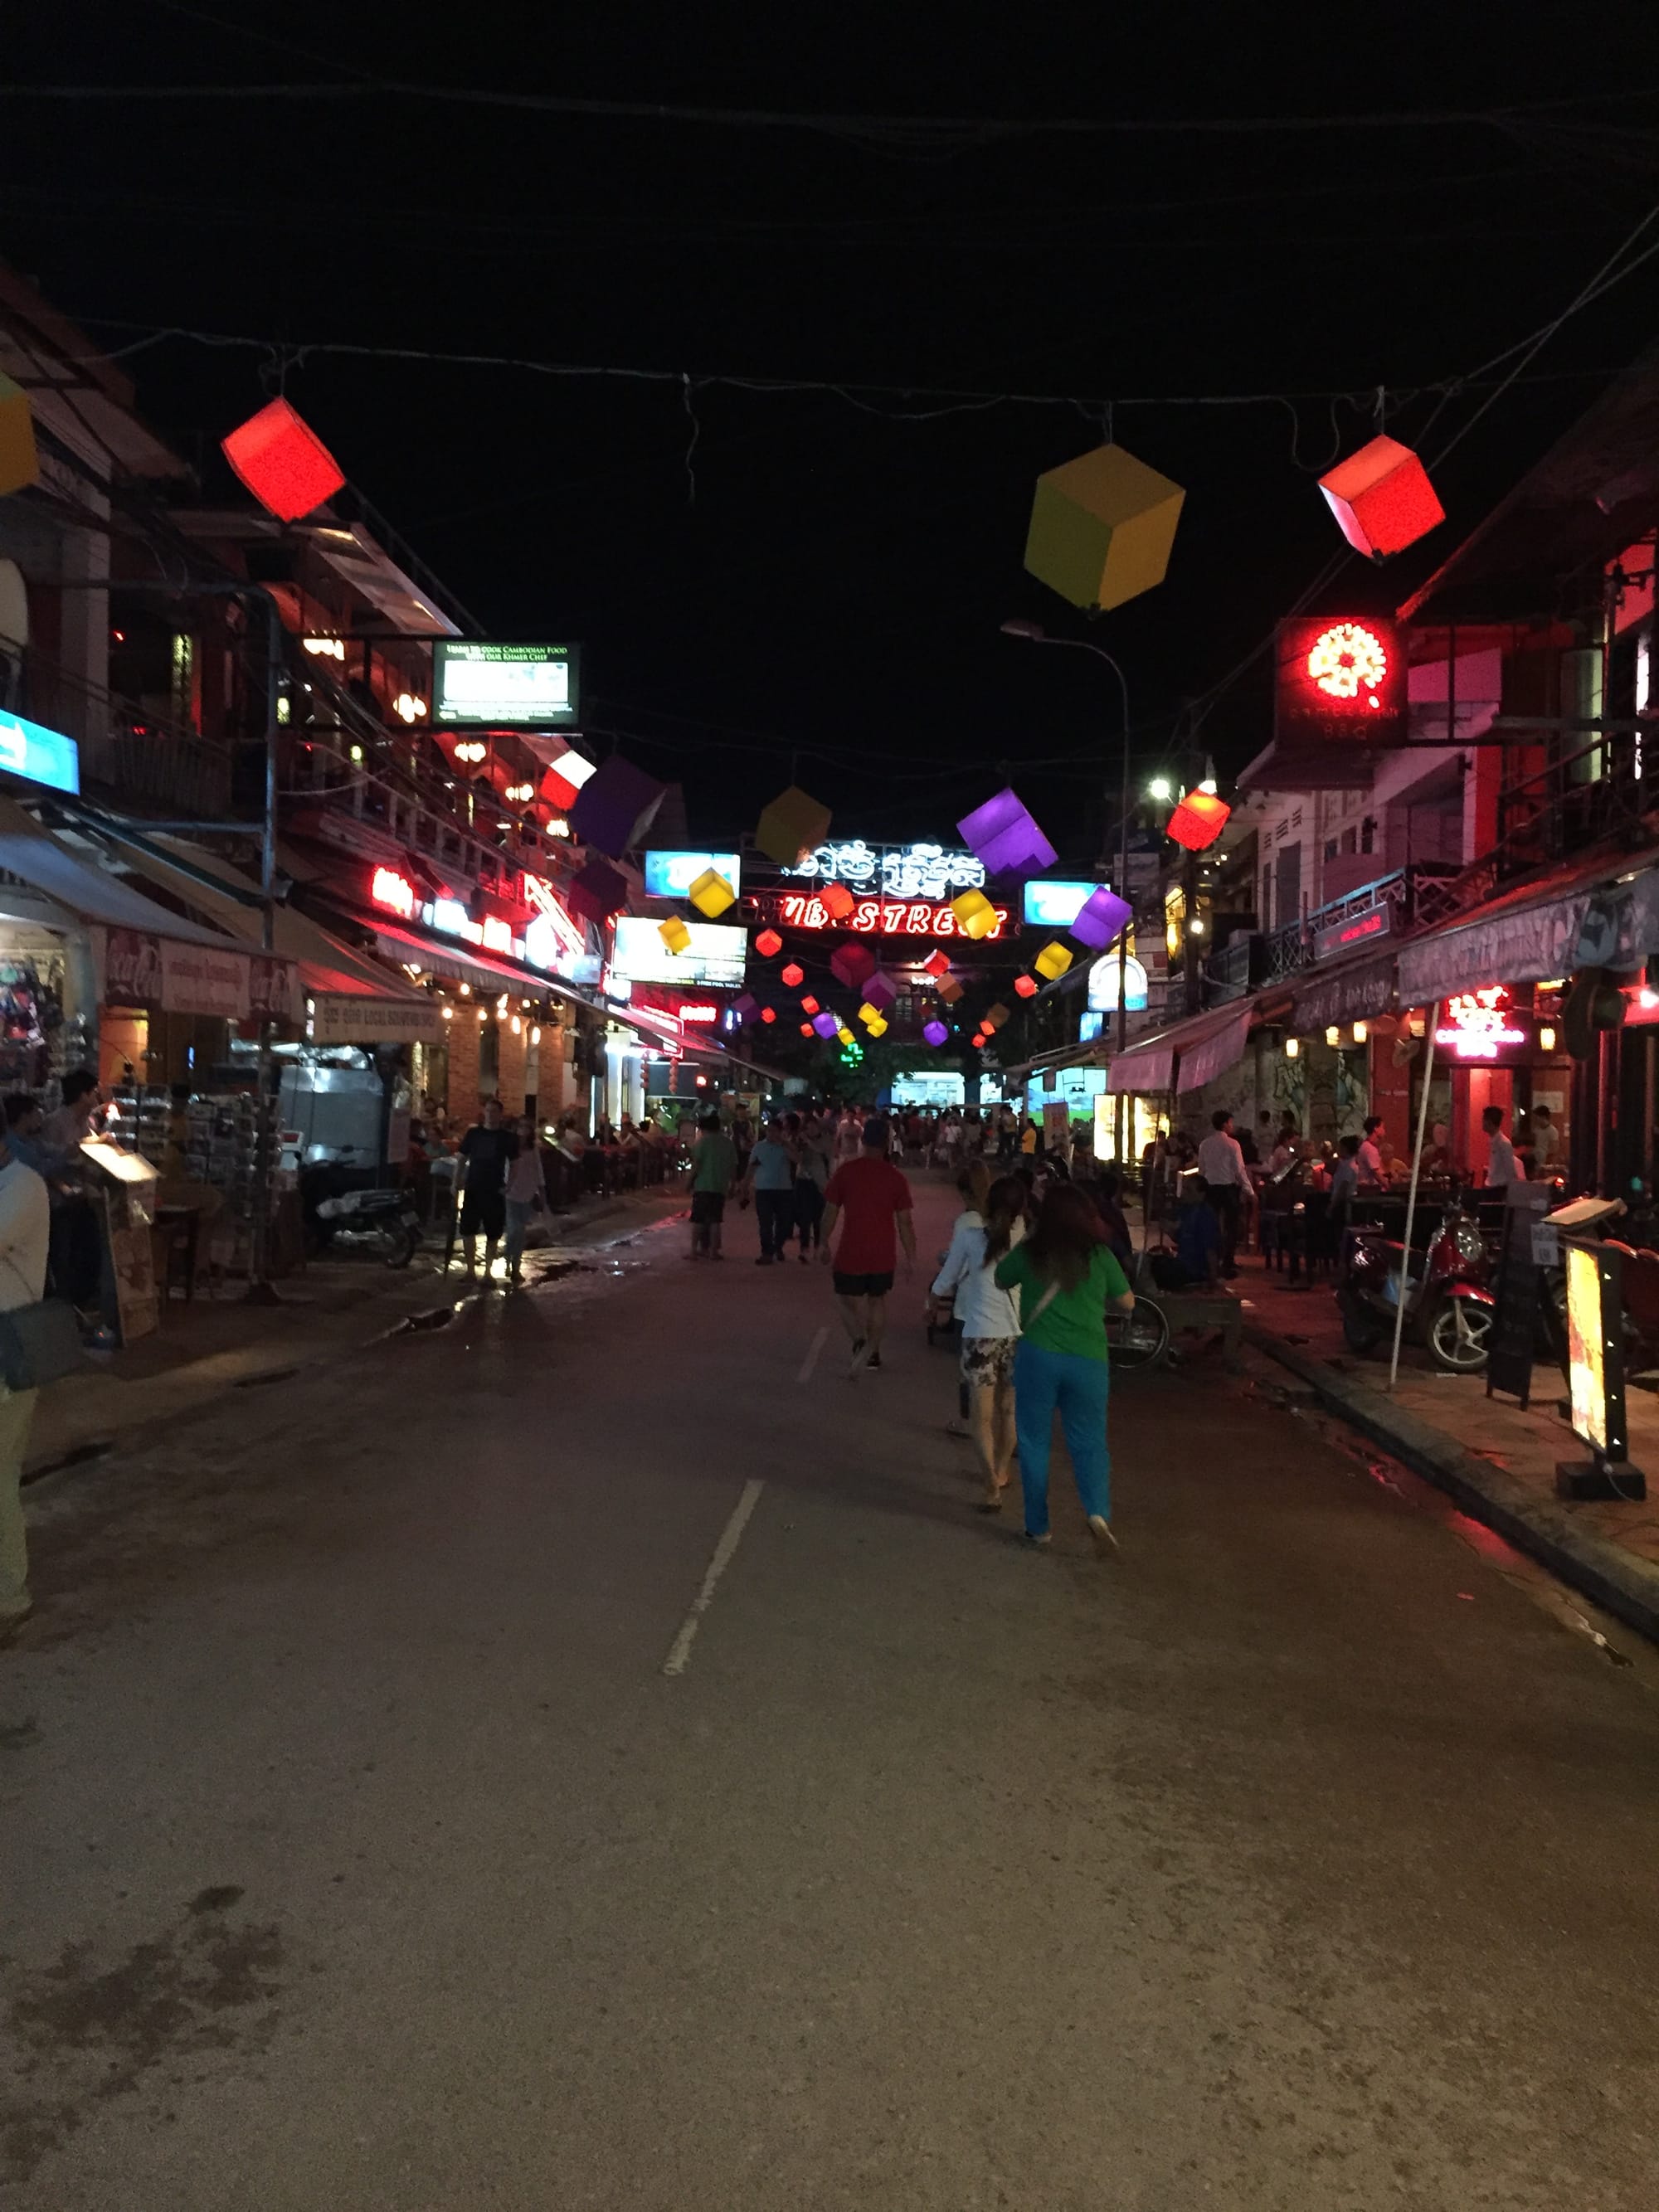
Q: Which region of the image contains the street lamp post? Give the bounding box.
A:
[1000,620,1132,1159]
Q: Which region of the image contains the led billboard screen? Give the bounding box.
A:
[433,642,581,728]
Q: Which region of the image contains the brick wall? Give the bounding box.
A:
[446,1008,481,1127]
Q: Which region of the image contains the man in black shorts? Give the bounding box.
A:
[456,1097,518,1281]
[688,1111,738,1260]
[820,1116,916,1375]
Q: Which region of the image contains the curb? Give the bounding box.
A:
[1244,1325,1659,1649]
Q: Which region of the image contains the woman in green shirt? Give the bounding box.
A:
[995,1184,1135,1553]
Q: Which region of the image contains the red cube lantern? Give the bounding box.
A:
[754,928,782,959]
[221,397,346,523]
[1014,974,1038,998]
[781,961,803,988]
[1166,789,1231,852]
[800,1022,814,1036]
[922,948,951,980]
[1318,435,1444,562]
[761,1007,776,1023]
[800,995,820,1015]
[820,882,855,921]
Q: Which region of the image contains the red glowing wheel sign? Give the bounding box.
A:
[1306,621,1389,707]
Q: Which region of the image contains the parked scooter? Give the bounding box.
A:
[1337,1191,1495,1372]
[301,1148,421,1269]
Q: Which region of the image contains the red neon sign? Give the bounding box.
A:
[371,865,416,920]
[1434,987,1526,1060]
[1275,615,1406,746]
[676,1002,718,1023]
[758,892,1012,941]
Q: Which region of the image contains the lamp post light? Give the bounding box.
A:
[1000,619,1133,1159]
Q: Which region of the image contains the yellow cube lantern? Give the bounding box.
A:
[951,888,997,941]
[658,916,692,955]
[756,785,832,867]
[858,1001,881,1027]
[0,372,40,498]
[865,1014,888,1038]
[1034,941,1073,981]
[985,1002,1011,1029]
[687,865,736,918]
[836,1024,855,1045]
[1024,441,1185,612]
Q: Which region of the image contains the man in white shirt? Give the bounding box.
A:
[1355,1115,1387,1189]
[1482,1104,1523,1188]
[1529,1104,1559,1173]
[1196,1109,1248,1279]
[0,1103,51,1635]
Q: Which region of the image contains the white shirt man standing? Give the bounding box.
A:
[1355,1116,1387,1189]
[1482,1104,1522,1187]
[0,1104,51,1636]
[1530,1105,1559,1172]
[1196,1109,1248,1279]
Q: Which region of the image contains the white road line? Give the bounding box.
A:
[661,1479,766,1678]
[796,1325,829,1383]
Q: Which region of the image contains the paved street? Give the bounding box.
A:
[4,1174,1658,2210]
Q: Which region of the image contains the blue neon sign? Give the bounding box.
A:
[0,711,80,796]
[1022,879,1097,927]
[644,849,741,901]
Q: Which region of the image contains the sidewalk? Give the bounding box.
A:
[22,1185,686,1484]
[1226,1251,1659,1645]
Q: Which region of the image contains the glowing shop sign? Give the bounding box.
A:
[0,710,80,796]
[676,1003,718,1023]
[519,873,588,977]
[784,840,986,898]
[1307,621,1389,704]
[644,849,743,900]
[1087,954,1148,1012]
[1434,987,1526,1059]
[371,865,417,921]
[760,892,1010,940]
[1566,1242,1609,1457]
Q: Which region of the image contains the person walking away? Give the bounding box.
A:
[833,1106,863,1165]
[503,1116,546,1286]
[688,1111,738,1260]
[1483,1103,1523,1187]
[456,1098,518,1281]
[995,1184,1134,1554]
[1197,1109,1248,1279]
[0,1101,51,1637]
[821,1116,916,1374]
[1356,1115,1387,1190]
[932,1172,1024,1510]
[744,1116,798,1265]
[793,1110,833,1264]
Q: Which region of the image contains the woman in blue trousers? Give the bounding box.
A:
[995,1184,1136,1553]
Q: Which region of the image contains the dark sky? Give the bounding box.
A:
[7,2,1659,858]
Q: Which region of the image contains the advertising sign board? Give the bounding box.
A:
[432,641,580,727]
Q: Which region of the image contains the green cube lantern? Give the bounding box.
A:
[1024,441,1185,613]
[756,785,832,867]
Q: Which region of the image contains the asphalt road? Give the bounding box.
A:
[4,1175,1658,2210]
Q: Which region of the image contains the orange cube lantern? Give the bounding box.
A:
[1024,441,1185,613]
[1167,790,1231,852]
[756,785,831,867]
[820,882,855,921]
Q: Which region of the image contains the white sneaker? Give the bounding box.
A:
[1087,1514,1121,1558]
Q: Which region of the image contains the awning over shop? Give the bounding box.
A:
[366,916,582,1006]
[1175,1005,1255,1095]
[1291,951,1399,1035]
[1394,848,1659,1006]
[0,799,287,1018]
[1107,999,1256,1096]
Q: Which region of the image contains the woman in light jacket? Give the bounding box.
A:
[931,1172,1027,1513]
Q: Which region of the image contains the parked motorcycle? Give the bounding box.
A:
[1337,1194,1495,1373]
[301,1149,421,1269]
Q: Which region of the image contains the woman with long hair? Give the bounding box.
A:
[995,1182,1135,1553]
[931,1171,1026,1510]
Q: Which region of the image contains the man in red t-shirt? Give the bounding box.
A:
[821,1116,916,1375]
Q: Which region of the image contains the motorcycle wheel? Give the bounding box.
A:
[1338,1286,1385,1354]
[1428,1298,1491,1373]
[379,1221,419,1269]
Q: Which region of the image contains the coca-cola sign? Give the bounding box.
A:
[105,928,167,1009]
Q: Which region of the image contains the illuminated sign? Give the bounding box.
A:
[432,641,580,727]
[783,840,986,897]
[611,915,748,987]
[0,710,80,796]
[754,891,1012,940]
[1023,880,1098,927]
[645,849,742,900]
[371,865,417,921]
[519,875,588,979]
[1566,1242,1609,1457]
[1434,986,1526,1060]
[1312,904,1393,961]
[676,1003,718,1023]
[1275,615,1406,746]
[1087,954,1148,1012]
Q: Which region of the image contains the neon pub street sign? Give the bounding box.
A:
[757,890,1013,940]
[784,841,987,898]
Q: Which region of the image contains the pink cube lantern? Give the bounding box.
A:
[567,857,630,925]
[1069,887,1132,950]
[1318,435,1445,562]
[733,992,758,1021]
[861,973,896,1014]
[956,787,1057,876]
[830,941,877,990]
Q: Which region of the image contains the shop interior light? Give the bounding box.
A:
[1352,1020,1368,1043]
[1284,1036,1301,1058]
[459,981,470,995]
[1189,916,1204,936]
[1540,1026,1556,1052]
[477,1007,488,1023]
[510,1015,522,1033]
[1325,1026,1340,1046]
[393,692,427,722]
[531,1026,542,1044]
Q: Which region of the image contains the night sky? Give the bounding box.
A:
[8,4,1659,857]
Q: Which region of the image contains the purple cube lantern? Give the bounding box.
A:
[829,940,877,990]
[812,1010,841,1039]
[570,755,666,857]
[567,856,630,925]
[862,972,897,1014]
[733,992,758,1022]
[1069,885,1132,950]
[922,1018,949,1048]
[956,787,1057,877]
